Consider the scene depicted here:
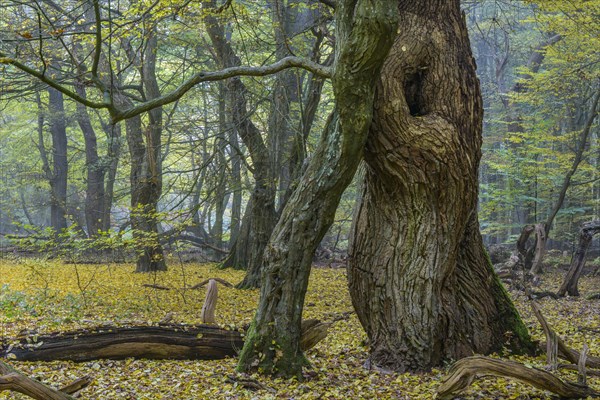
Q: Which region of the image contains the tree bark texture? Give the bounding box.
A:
[1,321,328,362]
[47,88,69,234]
[236,0,398,378]
[348,0,533,373]
[74,82,106,237]
[121,31,166,272]
[558,220,600,297]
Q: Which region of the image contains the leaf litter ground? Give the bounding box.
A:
[0,258,599,399]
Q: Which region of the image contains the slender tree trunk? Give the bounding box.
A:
[529,89,600,274]
[237,0,398,377]
[228,128,242,247]
[347,0,534,373]
[74,82,106,237]
[100,121,121,232]
[47,88,69,234]
[204,3,277,287]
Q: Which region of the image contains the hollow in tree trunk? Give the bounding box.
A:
[347,0,534,373]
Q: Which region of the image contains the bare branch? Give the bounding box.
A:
[112,56,332,122]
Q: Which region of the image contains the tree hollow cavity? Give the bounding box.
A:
[404,68,428,116]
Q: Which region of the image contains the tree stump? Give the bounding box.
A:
[201,279,218,324]
[558,220,600,297]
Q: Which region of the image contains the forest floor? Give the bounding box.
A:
[0,257,599,399]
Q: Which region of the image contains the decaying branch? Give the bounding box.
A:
[558,220,600,297]
[190,277,234,289]
[437,356,600,399]
[530,300,600,369]
[0,360,90,400]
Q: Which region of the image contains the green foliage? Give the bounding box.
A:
[474,0,600,244]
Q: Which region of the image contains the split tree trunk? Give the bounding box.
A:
[236,0,399,378]
[347,0,533,373]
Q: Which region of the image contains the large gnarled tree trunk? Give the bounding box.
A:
[347,0,533,373]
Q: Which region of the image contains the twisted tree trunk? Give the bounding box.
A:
[348,0,534,372]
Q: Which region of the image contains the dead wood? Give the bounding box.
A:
[201,279,218,324]
[0,360,90,400]
[437,356,600,399]
[558,364,600,377]
[225,373,276,393]
[142,283,170,290]
[530,300,600,369]
[530,223,548,275]
[558,220,600,297]
[1,325,244,362]
[58,375,93,395]
[1,320,330,362]
[300,319,332,351]
[189,277,234,289]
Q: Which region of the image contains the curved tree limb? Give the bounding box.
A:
[0,51,331,123]
[0,360,90,400]
[437,356,600,400]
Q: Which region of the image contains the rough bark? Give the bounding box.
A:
[236,0,398,378]
[558,220,600,297]
[347,0,533,373]
[1,322,328,362]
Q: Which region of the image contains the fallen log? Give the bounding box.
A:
[2,325,243,362]
[1,320,329,362]
[437,356,600,399]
